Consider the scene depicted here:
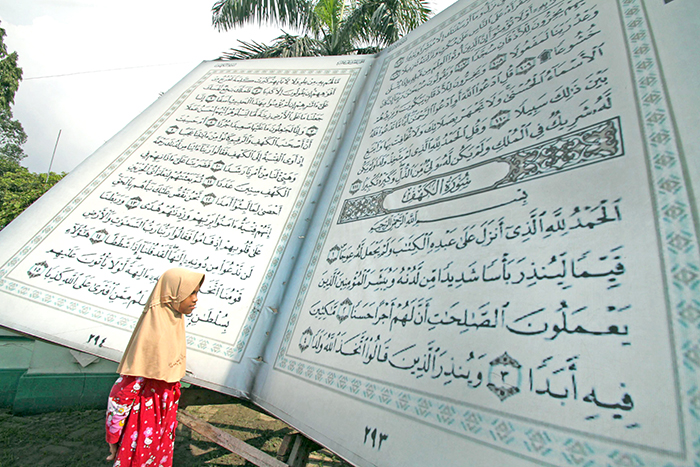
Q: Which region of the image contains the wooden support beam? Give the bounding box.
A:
[277,432,322,467]
[177,409,289,467]
[288,434,320,467]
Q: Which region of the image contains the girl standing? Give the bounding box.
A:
[105,268,204,466]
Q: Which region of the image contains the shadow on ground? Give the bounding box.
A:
[0,400,352,466]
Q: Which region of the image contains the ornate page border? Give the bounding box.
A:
[274,0,700,464]
[0,66,360,363]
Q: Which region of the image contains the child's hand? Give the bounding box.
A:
[106,443,118,461]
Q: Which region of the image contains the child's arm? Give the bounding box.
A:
[105,375,145,446]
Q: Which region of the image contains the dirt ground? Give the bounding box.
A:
[0,393,352,467]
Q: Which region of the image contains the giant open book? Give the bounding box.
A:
[1,0,699,465]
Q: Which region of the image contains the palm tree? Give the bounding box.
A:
[211,0,431,59]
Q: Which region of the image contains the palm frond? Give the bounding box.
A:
[350,0,430,47]
[220,33,323,59]
[212,0,316,31]
[213,0,432,58]
[313,0,346,36]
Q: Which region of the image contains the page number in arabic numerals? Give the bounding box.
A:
[88,334,106,347]
[364,426,388,450]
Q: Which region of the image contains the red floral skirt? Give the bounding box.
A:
[105,375,181,467]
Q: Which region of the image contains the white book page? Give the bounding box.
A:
[0,56,372,395]
[254,0,700,465]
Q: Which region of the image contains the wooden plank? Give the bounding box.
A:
[177,409,289,467]
[277,432,296,460]
[287,434,321,467]
[288,436,305,467]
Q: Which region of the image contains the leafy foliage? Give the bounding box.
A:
[0,161,65,230]
[222,33,323,59]
[0,26,22,110]
[213,0,430,59]
[0,24,26,164]
[0,107,27,164]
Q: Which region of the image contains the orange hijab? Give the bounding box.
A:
[117,268,204,383]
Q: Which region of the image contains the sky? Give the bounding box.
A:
[0,0,456,174]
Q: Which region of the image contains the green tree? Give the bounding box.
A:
[0,22,65,230]
[0,24,26,163]
[0,26,22,110]
[0,164,64,229]
[212,0,431,59]
[0,106,27,163]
